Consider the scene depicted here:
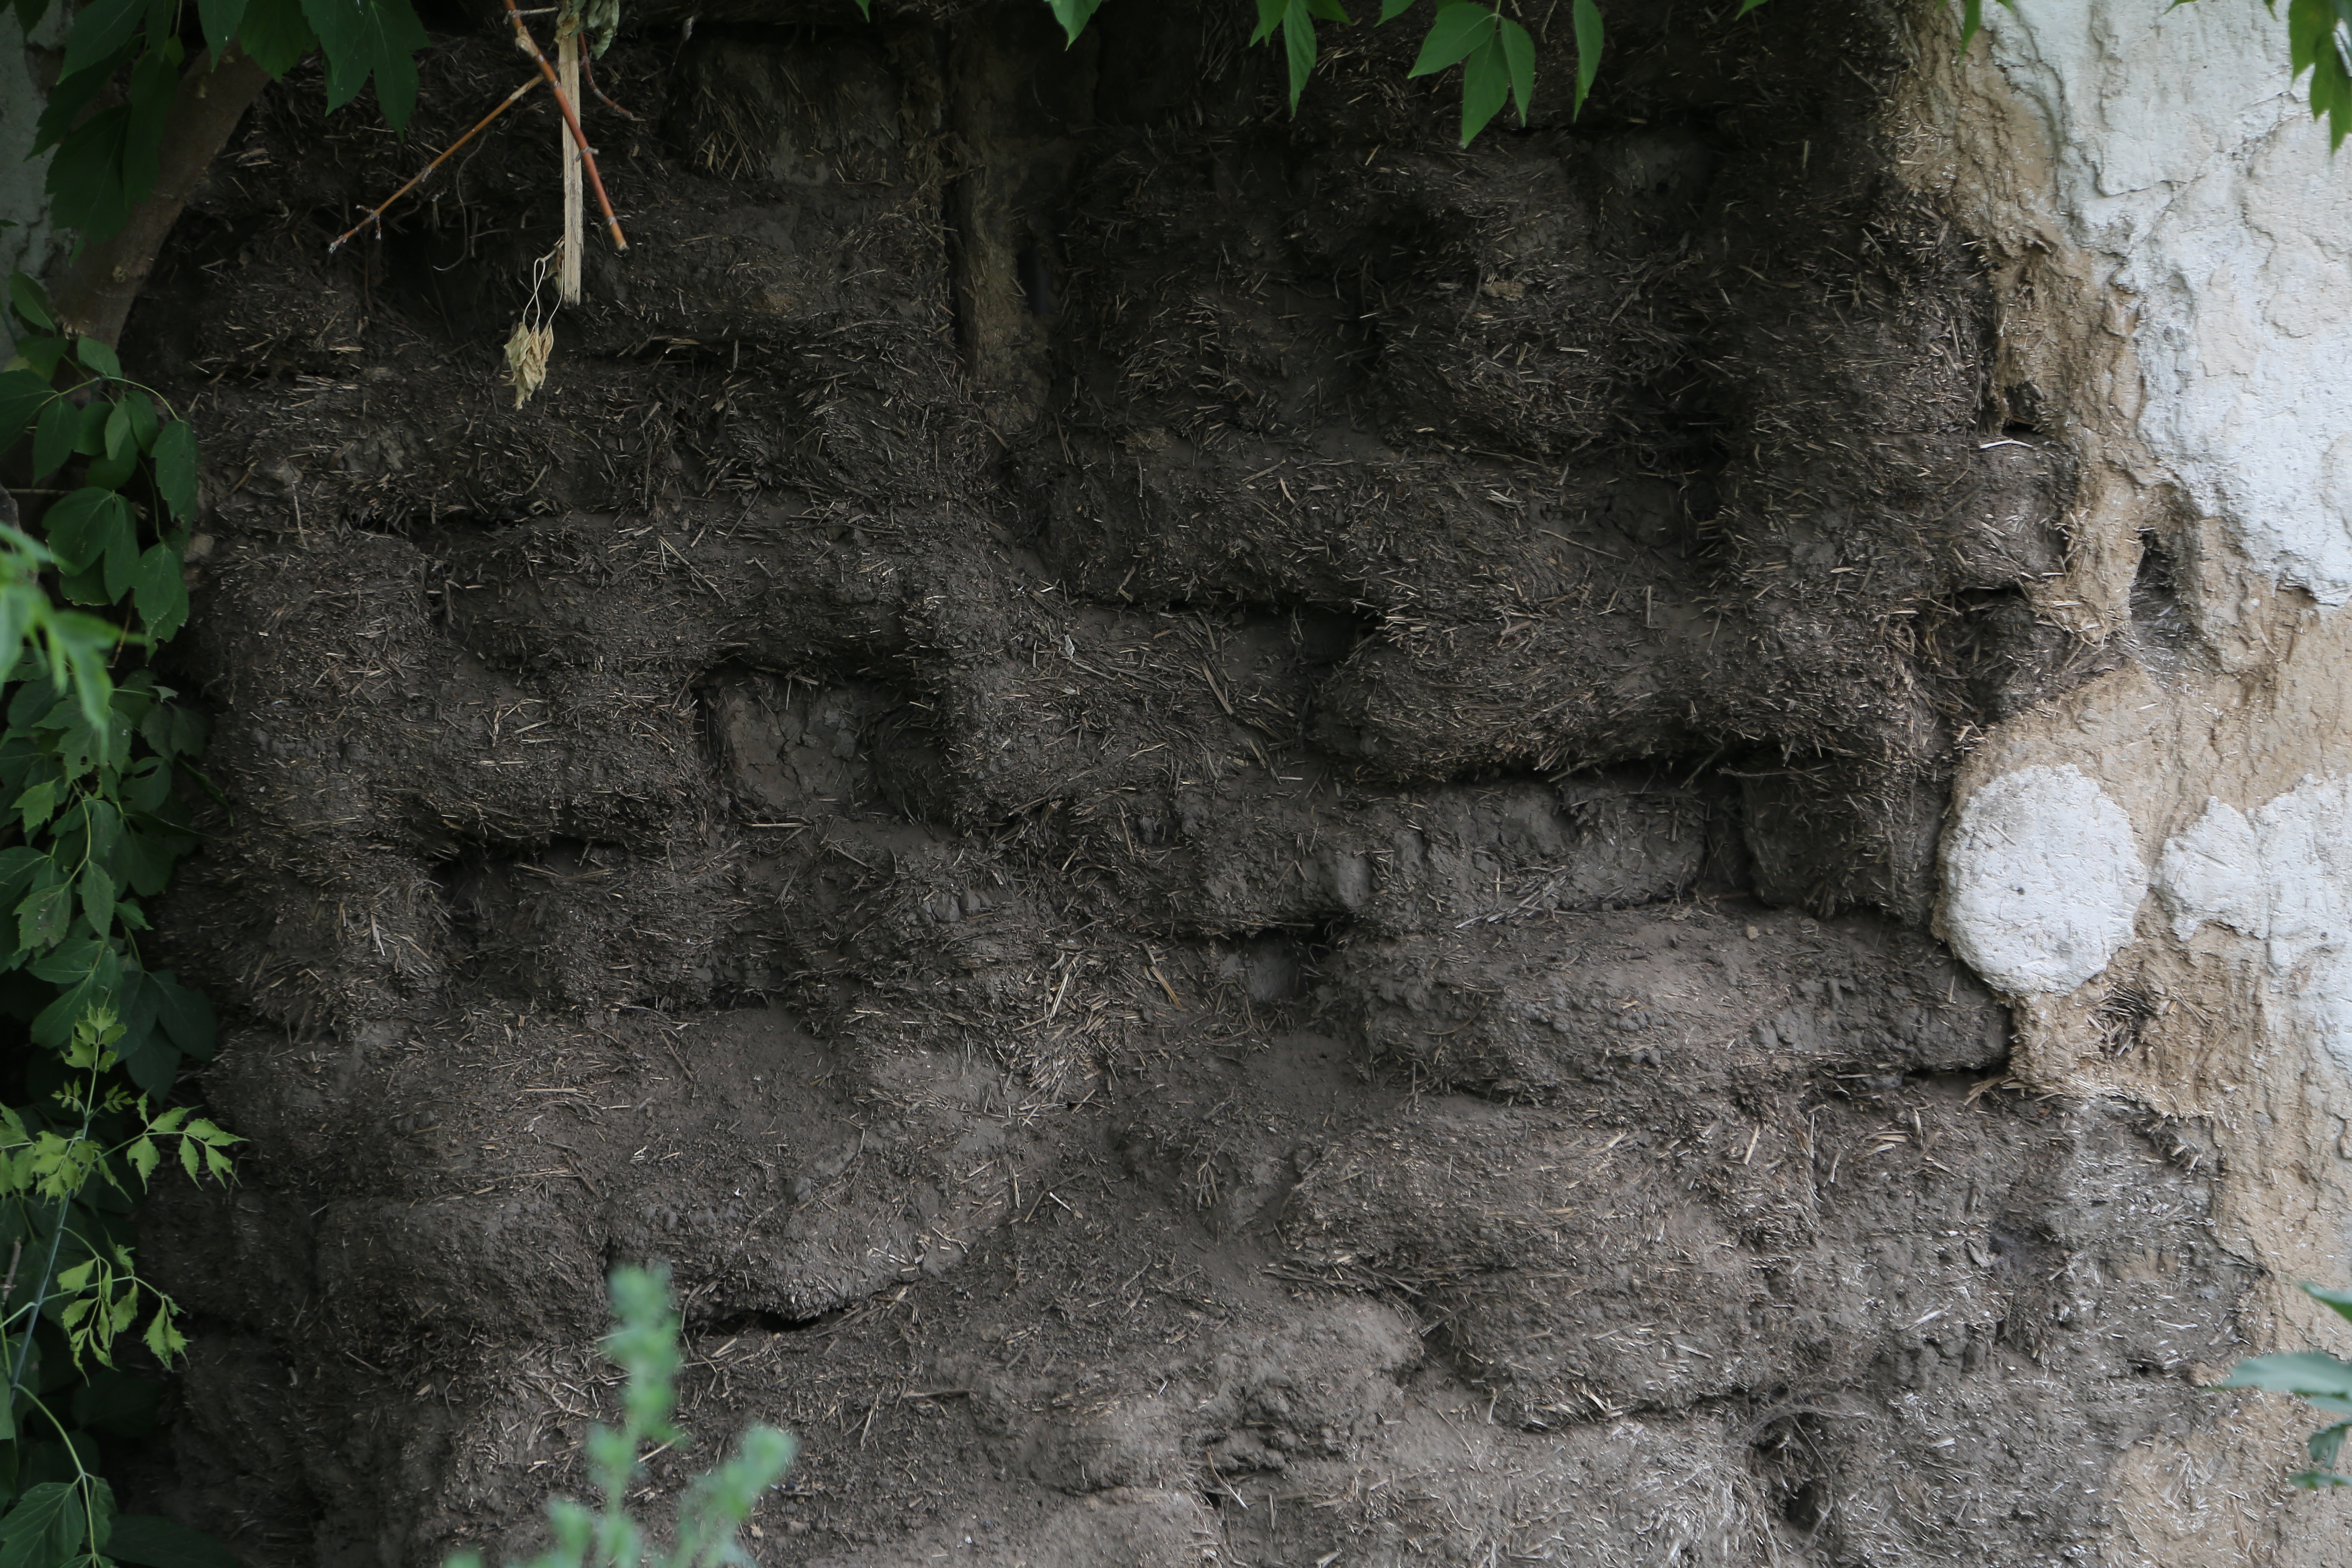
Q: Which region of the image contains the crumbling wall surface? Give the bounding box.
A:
[1905,2,2352,1563]
[114,0,2290,1564]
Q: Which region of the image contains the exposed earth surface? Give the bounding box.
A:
[112,1,2257,1562]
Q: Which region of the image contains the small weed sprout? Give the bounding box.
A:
[448,1267,795,1568]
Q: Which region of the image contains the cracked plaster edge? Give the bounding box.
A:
[1886,4,2352,1557]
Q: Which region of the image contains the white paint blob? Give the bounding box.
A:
[2158,777,2352,1073]
[1987,4,2352,602]
[1942,765,2147,995]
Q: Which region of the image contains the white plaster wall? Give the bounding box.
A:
[2159,776,2352,1076]
[1942,2,2352,1006]
[1941,764,2146,995]
[1923,19,2352,1532]
[1984,1,2352,604]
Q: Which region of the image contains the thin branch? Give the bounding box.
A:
[503,0,628,253]
[581,51,639,121]
[329,75,546,254]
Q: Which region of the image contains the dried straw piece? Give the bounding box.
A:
[505,319,554,407]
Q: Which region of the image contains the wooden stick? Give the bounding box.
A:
[503,0,628,253]
[329,76,544,254]
[557,10,583,303]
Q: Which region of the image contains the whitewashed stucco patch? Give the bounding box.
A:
[1985,3,2352,602]
[2158,777,2352,1072]
[1942,765,2148,996]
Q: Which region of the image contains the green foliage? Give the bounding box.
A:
[1403,2,1539,144]
[2215,1282,2352,1488]
[1,1010,238,1568]
[16,0,429,245]
[0,279,232,1568]
[821,2,2352,154]
[446,1268,796,1568]
[2265,0,2352,147]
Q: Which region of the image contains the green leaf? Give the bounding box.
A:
[33,59,126,156]
[1041,0,1103,45]
[152,420,200,520]
[2304,1282,2352,1328]
[77,336,123,381]
[60,0,153,78]
[13,781,57,835]
[1282,0,1317,110]
[74,396,113,455]
[102,1515,243,1568]
[104,508,142,601]
[2216,1350,2352,1400]
[86,439,139,492]
[1458,34,1508,144]
[1955,0,2014,51]
[233,0,320,77]
[300,0,430,127]
[0,1483,74,1566]
[15,878,67,950]
[178,1135,199,1181]
[31,396,78,482]
[51,39,185,239]
[11,332,68,380]
[47,105,135,236]
[1408,0,1494,76]
[0,846,45,910]
[2313,1417,2351,1470]
[44,487,131,574]
[122,1033,180,1097]
[1379,0,1414,17]
[1571,0,1603,114]
[122,387,160,452]
[132,543,190,639]
[143,1303,187,1365]
[198,0,250,53]
[0,368,51,453]
[127,1136,160,1185]
[79,862,117,938]
[7,271,56,331]
[152,969,217,1058]
[121,822,181,897]
[60,560,114,606]
[1498,13,1534,121]
[27,932,104,984]
[105,398,134,461]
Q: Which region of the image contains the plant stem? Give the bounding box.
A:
[330,76,546,254]
[5,1086,97,1400]
[581,53,638,121]
[502,0,629,253]
[5,1196,71,1399]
